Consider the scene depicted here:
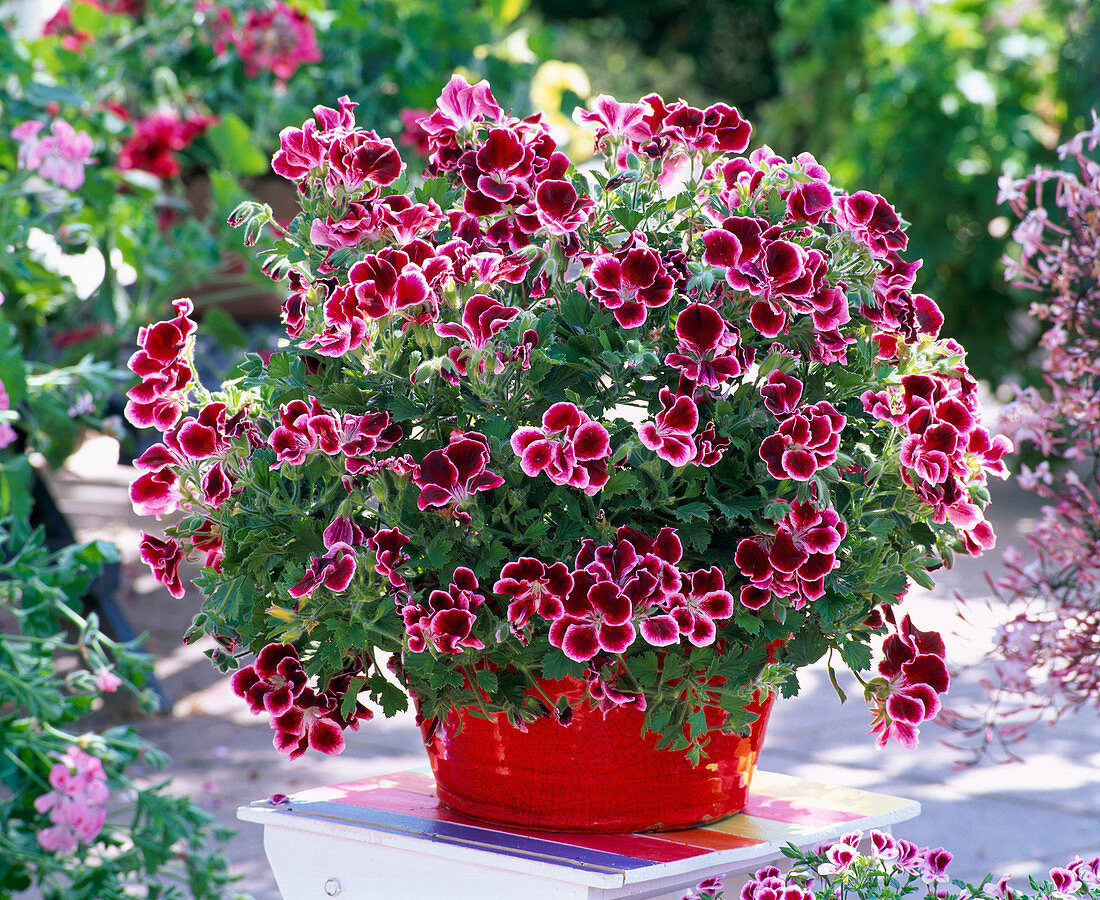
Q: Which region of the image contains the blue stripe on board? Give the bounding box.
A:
[253,799,653,874]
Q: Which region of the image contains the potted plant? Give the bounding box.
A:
[127,75,1010,832]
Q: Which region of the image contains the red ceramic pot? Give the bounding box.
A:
[421,678,774,833]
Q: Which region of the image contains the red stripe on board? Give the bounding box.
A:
[652,827,765,852]
[741,794,861,826]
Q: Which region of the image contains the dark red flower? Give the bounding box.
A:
[414,433,504,518]
[494,557,573,630]
[139,533,185,599]
[401,567,486,653]
[638,387,698,467]
[230,642,308,717]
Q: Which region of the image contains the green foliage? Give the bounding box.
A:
[759,0,1094,382]
[0,456,242,899]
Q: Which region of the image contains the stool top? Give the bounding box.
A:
[239,769,919,888]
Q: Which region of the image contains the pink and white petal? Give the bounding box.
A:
[639,614,679,647]
[597,620,637,654]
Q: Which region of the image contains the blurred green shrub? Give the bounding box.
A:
[527,0,778,116]
[759,0,1097,382]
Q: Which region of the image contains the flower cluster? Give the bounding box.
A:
[11,119,94,190]
[116,110,216,179]
[33,746,109,854]
[130,76,1006,759]
[693,834,1100,900]
[200,0,322,82]
[230,642,370,759]
[947,117,1100,760]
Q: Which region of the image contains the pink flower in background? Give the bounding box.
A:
[95,669,122,692]
[0,382,17,450]
[236,1,321,81]
[12,119,94,190]
[398,108,432,155]
[34,746,109,854]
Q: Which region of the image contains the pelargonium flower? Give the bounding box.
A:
[124,297,197,431]
[493,557,573,630]
[585,658,647,715]
[436,293,520,376]
[510,402,611,495]
[401,567,486,654]
[340,410,403,474]
[230,642,308,717]
[549,569,637,661]
[760,370,804,418]
[272,96,358,180]
[130,462,181,517]
[668,566,735,647]
[367,526,410,590]
[270,397,341,468]
[638,387,698,467]
[832,190,907,258]
[12,119,94,190]
[525,179,594,236]
[34,746,109,854]
[665,303,751,388]
[574,94,653,145]
[235,1,321,81]
[690,424,729,467]
[288,520,359,601]
[272,686,346,759]
[459,125,534,205]
[139,533,185,599]
[414,432,504,521]
[758,400,846,481]
[867,615,949,748]
[349,247,439,321]
[325,130,404,197]
[735,500,847,610]
[589,238,673,328]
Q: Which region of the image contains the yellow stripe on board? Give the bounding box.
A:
[750,771,913,818]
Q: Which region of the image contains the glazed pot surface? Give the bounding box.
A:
[422,679,774,833]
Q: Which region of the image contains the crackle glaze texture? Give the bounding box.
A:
[422,678,775,832]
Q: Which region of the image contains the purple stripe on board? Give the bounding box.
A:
[253,799,654,874]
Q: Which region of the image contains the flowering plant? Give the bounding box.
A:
[130,75,1010,761]
[946,116,1100,760]
[677,833,1100,900]
[0,459,240,898]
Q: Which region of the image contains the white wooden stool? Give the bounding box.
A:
[238,769,919,900]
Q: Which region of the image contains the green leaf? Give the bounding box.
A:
[540,649,586,681]
[206,114,270,177]
[671,501,710,523]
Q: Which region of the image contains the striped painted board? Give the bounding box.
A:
[239,769,920,897]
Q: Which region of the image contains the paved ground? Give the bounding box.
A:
[46,434,1100,899]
